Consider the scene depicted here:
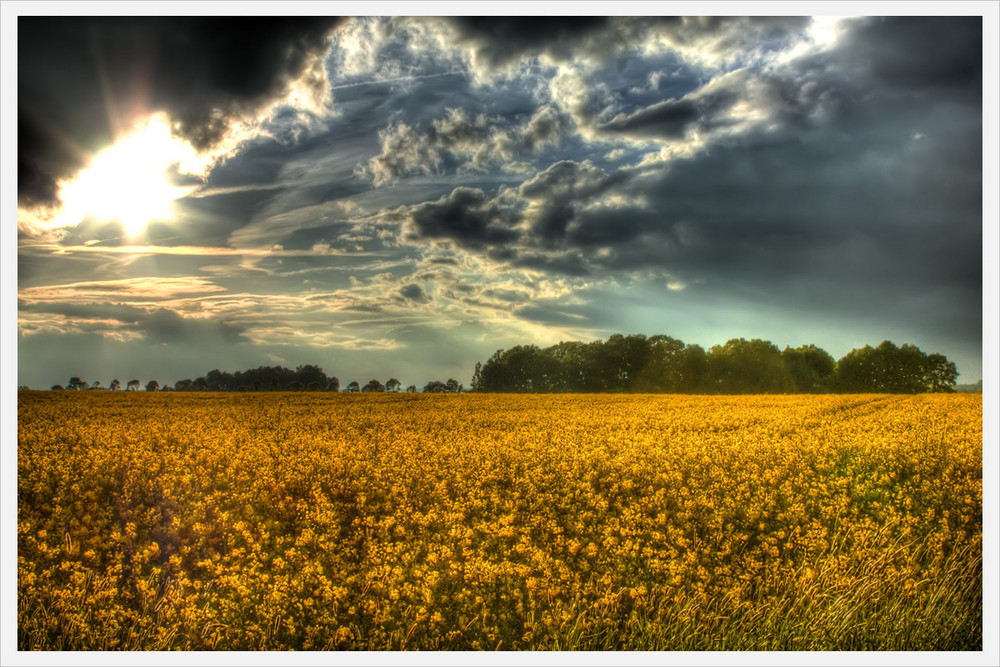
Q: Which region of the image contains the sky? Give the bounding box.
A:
[9,6,995,390]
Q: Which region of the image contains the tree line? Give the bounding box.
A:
[469,335,959,394]
[50,364,465,394]
[41,335,960,395]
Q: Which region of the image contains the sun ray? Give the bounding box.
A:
[53,113,200,235]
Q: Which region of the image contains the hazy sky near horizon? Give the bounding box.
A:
[13,12,987,388]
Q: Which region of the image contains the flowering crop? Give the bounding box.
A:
[18,391,982,650]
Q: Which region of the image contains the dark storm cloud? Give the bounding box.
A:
[398,283,429,303]
[398,187,522,250]
[446,17,610,70]
[518,160,623,240]
[18,16,342,204]
[600,98,702,139]
[838,17,982,94]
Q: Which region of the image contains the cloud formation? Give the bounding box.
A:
[15,15,987,389]
[18,17,342,205]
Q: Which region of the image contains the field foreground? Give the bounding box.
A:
[18,392,982,650]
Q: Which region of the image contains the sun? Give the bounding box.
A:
[55,114,199,235]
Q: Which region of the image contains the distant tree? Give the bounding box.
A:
[406,385,417,393]
[834,341,957,393]
[174,378,194,391]
[346,381,360,393]
[67,377,85,390]
[295,364,328,389]
[782,344,836,393]
[923,353,958,393]
[423,380,448,393]
[475,345,552,392]
[127,379,140,391]
[327,377,340,392]
[91,380,101,390]
[632,336,707,393]
[445,378,462,393]
[599,334,652,392]
[206,369,233,391]
[705,338,794,394]
[51,385,64,391]
[18,385,30,391]
[386,378,401,392]
[145,380,159,392]
[362,379,386,392]
[544,341,600,392]
[109,378,121,391]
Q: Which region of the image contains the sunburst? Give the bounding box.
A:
[55,114,198,235]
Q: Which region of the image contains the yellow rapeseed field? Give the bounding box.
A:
[17,391,982,650]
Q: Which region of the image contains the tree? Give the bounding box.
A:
[386,378,401,392]
[145,380,159,392]
[327,377,340,392]
[91,380,101,390]
[174,378,194,391]
[127,379,140,391]
[445,378,462,393]
[599,334,652,392]
[51,385,64,390]
[67,377,86,390]
[362,379,386,392]
[705,338,794,394]
[924,353,958,392]
[834,341,957,393]
[782,344,835,393]
[295,364,328,389]
[475,345,552,392]
[406,385,417,393]
[423,380,448,393]
[109,378,121,391]
[346,381,360,393]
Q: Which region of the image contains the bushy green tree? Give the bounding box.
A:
[782,344,836,393]
[705,338,794,394]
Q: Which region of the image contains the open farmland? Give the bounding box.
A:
[17,391,982,650]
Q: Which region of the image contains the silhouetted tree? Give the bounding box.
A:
[782,344,836,393]
[346,381,360,392]
[386,378,401,392]
[362,379,385,392]
[406,385,417,393]
[633,336,707,392]
[109,378,121,391]
[834,341,956,393]
[446,378,462,393]
[327,377,340,392]
[423,380,448,393]
[145,380,159,392]
[705,338,794,394]
[51,385,64,390]
[127,379,140,391]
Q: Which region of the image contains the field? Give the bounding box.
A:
[17,391,982,651]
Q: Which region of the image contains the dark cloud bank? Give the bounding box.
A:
[18,16,342,205]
